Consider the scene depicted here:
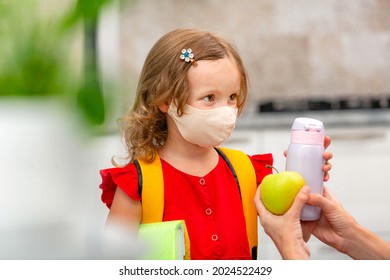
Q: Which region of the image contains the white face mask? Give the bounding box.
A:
[167,102,238,147]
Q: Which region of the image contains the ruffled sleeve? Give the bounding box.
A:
[248,153,274,185]
[99,163,141,209]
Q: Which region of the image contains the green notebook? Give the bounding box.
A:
[138,220,190,260]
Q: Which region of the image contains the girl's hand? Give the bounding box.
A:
[322,136,333,182]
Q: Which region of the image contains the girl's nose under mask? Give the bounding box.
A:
[167,103,238,147]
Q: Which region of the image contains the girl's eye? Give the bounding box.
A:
[229,94,238,101]
[203,95,215,102]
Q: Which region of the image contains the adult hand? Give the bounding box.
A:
[302,186,356,254]
[254,184,311,259]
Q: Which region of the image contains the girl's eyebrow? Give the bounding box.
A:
[201,87,240,94]
[197,89,219,96]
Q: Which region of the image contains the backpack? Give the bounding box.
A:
[134,147,258,260]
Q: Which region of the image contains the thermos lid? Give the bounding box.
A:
[291,117,324,145]
[291,117,324,132]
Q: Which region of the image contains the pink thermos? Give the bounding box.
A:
[286,117,325,221]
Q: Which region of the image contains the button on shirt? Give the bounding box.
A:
[162,156,251,260]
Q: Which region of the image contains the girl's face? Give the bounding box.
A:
[186,57,241,110]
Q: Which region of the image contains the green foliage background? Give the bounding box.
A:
[0,0,118,126]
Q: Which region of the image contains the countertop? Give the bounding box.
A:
[235,109,390,130]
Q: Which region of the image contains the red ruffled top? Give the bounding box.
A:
[99,153,273,260]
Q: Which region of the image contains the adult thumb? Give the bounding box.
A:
[287,185,310,217]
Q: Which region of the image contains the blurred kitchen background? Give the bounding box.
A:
[1,0,389,259]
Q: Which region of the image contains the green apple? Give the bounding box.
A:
[260,169,305,215]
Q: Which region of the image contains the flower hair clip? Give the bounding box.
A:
[180,48,197,66]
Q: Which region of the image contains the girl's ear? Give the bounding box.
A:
[158,102,169,113]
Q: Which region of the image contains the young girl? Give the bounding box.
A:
[99,28,332,260]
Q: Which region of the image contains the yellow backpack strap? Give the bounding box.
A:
[216,147,259,260]
[135,153,164,224]
[135,154,191,259]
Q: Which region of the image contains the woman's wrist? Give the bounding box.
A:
[342,223,390,259]
[276,237,310,260]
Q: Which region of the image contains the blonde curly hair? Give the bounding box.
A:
[120,28,249,164]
